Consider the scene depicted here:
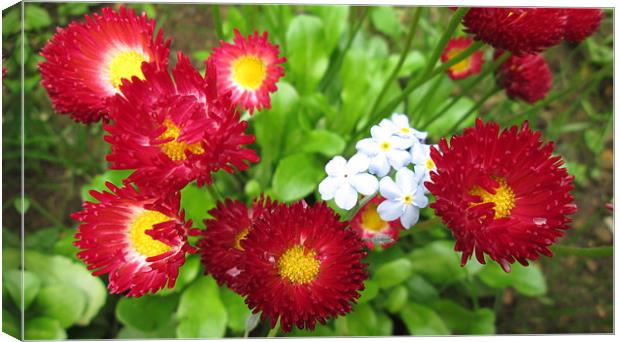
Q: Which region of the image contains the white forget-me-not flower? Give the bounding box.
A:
[318,154,378,210]
[356,125,412,177]
[379,113,428,143]
[410,143,438,191]
[377,166,428,229]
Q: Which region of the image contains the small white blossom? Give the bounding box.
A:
[410,143,438,190]
[356,125,412,177]
[318,154,378,210]
[379,113,428,143]
[377,167,428,229]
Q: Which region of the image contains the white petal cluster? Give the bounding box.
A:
[318,113,438,228]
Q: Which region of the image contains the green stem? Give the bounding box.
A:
[29,197,64,228]
[469,276,479,310]
[211,5,223,40]
[318,7,368,92]
[552,245,612,258]
[411,73,443,126]
[447,86,500,134]
[421,51,511,130]
[493,289,504,313]
[267,321,280,338]
[368,8,422,117]
[343,193,376,222]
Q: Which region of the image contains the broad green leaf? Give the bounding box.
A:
[289,323,334,337]
[244,179,261,199]
[386,285,408,313]
[14,196,30,214]
[300,130,346,157]
[374,258,413,289]
[81,170,133,202]
[220,286,252,333]
[2,7,21,37]
[306,5,349,54]
[406,275,439,304]
[116,295,179,332]
[24,5,52,30]
[53,231,80,260]
[429,299,496,334]
[180,183,215,229]
[5,270,41,311]
[25,227,61,249]
[357,279,379,304]
[409,240,468,284]
[272,152,324,201]
[376,310,394,335]
[478,261,547,296]
[400,302,450,335]
[370,7,404,39]
[33,285,86,328]
[334,303,381,336]
[116,320,177,339]
[25,317,67,340]
[176,276,227,338]
[2,309,20,339]
[286,15,329,93]
[24,251,106,325]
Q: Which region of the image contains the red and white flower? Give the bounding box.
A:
[441,37,484,80]
[351,196,403,250]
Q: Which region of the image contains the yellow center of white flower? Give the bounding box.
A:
[232,55,267,90]
[380,141,391,151]
[361,203,389,233]
[401,127,411,134]
[403,194,413,205]
[158,119,205,161]
[446,48,472,74]
[234,228,249,251]
[129,210,172,258]
[469,177,516,219]
[426,158,436,170]
[109,51,148,89]
[278,245,320,285]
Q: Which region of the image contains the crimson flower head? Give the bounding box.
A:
[564,8,603,43]
[441,37,484,80]
[351,196,403,250]
[72,182,195,297]
[427,119,576,272]
[39,6,170,123]
[240,200,368,333]
[210,29,286,114]
[197,196,278,294]
[495,51,552,104]
[462,8,567,55]
[104,52,259,192]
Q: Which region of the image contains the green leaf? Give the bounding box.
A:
[286,15,329,93]
[116,295,179,332]
[357,279,379,304]
[272,152,323,201]
[400,302,450,335]
[180,183,215,229]
[2,7,21,37]
[5,270,41,311]
[25,317,67,340]
[53,230,80,260]
[406,275,439,304]
[81,170,133,202]
[370,7,404,39]
[2,309,20,339]
[300,130,346,157]
[220,286,252,333]
[14,196,30,214]
[334,303,382,336]
[478,261,547,296]
[176,276,227,338]
[289,323,334,337]
[374,258,413,289]
[386,285,408,313]
[306,5,349,54]
[24,5,52,30]
[116,320,177,339]
[429,299,496,334]
[33,285,86,328]
[409,240,468,284]
[24,251,107,325]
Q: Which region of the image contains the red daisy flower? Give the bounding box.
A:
[39,6,170,124]
[441,37,484,80]
[240,200,368,333]
[72,182,195,297]
[462,8,567,55]
[495,51,552,104]
[197,196,278,293]
[564,8,603,43]
[210,29,286,114]
[426,119,577,272]
[105,52,259,192]
[351,196,403,250]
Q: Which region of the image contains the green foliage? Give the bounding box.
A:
[429,299,496,334]
[478,262,547,297]
[272,152,324,201]
[400,302,450,335]
[116,295,179,332]
[286,15,329,93]
[176,276,227,338]
[374,258,413,289]
[33,285,87,328]
[25,317,67,340]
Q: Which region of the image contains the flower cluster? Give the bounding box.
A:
[41,6,285,297]
[319,113,434,230]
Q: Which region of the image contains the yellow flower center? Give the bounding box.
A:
[277,245,320,285]
[361,203,389,232]
[158,119,205,161]
[469,177,516,219]
[129,210,172,258]
[447,48,472,74]
[232,55,267,90]
[403,194,413,205]
[234,228,249,251]
[400,127,411,134]
[109,51,148,89]
[426,158,436,170]
[380,141,391,151]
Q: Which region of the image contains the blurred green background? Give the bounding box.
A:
[2,2,613,339]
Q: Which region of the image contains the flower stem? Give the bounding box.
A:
[267,321,280,338]
[551,245,612,258]
[369,7,422,118]
[343,193,376,222]
[447,86,500,134]
[211,5,223,40]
